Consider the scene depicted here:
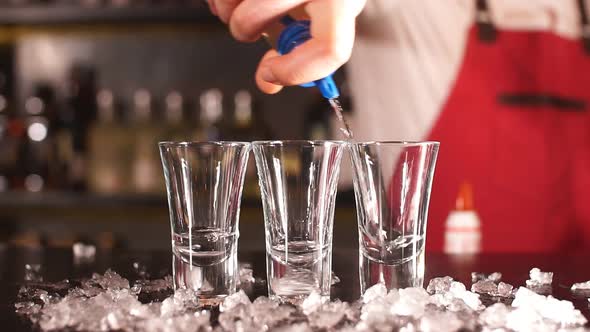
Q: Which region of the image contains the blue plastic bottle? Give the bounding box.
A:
[275,16,340,99]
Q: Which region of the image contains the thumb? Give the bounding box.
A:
[255,50,284,94]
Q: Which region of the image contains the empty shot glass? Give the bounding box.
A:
[350,141,439,293]
[159,141,250,303]
[253,140,346,304]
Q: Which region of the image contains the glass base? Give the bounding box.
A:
[359,249,425,294]
[172,252,237,301]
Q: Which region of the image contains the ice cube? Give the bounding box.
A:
[88,269,130,290]
[17,286,58,304]
[487,272,502,283]
[512,287,587,327]
[219,290,251,312]
[571,280,590,291]
[448,282,482,311]
[471,272,486,283]
[132,276,173,295]
[497,282,514,298]
[426,276,453,294]
[72,243,96,264]
[359,298,397,331]
[471,280,498,295]
[362,283,388,303]
[447,297,475,313]
[160,288,199,317]
[308,301,350,330]
[419,309,463,332]
[471,272,502,283]
[251,299,296,330]
[17,271,214,332]
[24,264,42,282]
[218,303,255,331]
[252,296,278,310]
[506,306,554,332]
[138,310,211,332]
[272,322,312,332]
[14,301,42,318]
[479,303,510,328]
[301,291,324,315]
[392,287,430,318]
[527,267,553,285]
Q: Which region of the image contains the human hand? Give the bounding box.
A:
[207,0,366,94]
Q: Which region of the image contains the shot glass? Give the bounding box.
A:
[252,140,346,304]
[159,141,250,303]
[350,141,439,293]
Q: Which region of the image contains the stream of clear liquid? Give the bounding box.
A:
[328,98,354,140]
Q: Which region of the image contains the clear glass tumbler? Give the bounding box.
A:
[253,140,346,304]
[159,141,250,303]
[350,141,439,293]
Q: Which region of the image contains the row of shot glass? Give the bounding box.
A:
[159,140,439,304]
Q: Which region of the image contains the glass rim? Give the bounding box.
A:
[158,141,251,148]
[349,140,440,147]
[252,140,347,146]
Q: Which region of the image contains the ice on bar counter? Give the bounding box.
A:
[471,272,502,283]
[571,280,590,291]
[14,269,590,331]
[526,267,554,286]
[470,279,514,298]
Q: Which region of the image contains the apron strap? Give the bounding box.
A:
[476,0,497,43]
[578,0,590,54]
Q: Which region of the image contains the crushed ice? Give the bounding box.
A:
[526,267,553,286]
[572,280,590,291]
[15,268,589,331]
[471,272,502,283]
[525,267,554,295]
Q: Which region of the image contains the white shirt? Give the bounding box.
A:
[347,0,590,140]
[338,0,586,187]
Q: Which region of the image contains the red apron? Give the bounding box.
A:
[425,0,590,252]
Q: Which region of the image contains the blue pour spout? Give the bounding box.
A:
[276,16,340,99]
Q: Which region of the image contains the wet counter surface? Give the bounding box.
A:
[0,246,589,331]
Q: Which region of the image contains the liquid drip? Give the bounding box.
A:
[328,98,354,140]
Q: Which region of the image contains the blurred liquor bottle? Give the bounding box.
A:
[0,91,21,192]
[129,89,163,194]
[87,89,131,194]
[229,90,270,199]
[17,84,57,192]
[63,65,98,191]
[195,88,224,141]
[160,90,192,142]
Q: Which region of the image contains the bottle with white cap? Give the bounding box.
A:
[444,182,482,254]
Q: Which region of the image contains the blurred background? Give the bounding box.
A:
[0,1,357,253]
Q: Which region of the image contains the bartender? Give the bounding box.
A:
[207,0,590,253]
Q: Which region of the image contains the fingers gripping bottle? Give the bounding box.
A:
[264,16,354,139]
[264,16,340,99]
